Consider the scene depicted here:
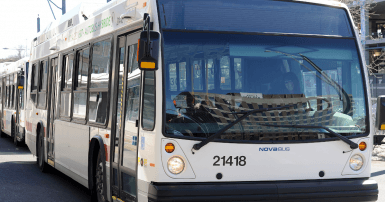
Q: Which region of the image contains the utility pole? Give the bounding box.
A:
[62,0,66,15]
[37,15,40,33]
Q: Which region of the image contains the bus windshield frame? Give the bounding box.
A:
[158,0,369,144]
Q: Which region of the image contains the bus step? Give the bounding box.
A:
[47,159,54,167]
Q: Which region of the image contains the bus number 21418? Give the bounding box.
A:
[213,156,246,166]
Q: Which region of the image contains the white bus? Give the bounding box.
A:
[25,0,379,201]
[0,57,28,146]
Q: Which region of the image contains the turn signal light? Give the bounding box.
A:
[359,142,367,151]
[165,143,175,153]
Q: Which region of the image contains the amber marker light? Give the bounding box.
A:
[359,142,367,151]
[165,143,175,153]
[140,61,156,69]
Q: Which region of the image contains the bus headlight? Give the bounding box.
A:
[349,154,363,171]
[167,156,185,174]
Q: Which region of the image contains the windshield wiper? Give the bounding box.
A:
[192,105,295,152]
[299,54,352,114]
[260,123,358,149]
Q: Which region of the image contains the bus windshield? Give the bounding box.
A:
[163,32,367,142]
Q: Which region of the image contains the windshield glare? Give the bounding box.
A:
[163,31,367,142]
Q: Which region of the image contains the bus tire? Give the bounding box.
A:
[37,127,49,173]
[12,119,19,147]
[0,131,5,138]
[91,148,106,202]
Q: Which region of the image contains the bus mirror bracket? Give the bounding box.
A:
[138,13,160,71]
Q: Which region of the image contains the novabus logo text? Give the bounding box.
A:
[259,147,290,151]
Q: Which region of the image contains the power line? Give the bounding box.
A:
[47,0,56,20]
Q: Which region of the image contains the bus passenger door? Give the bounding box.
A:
[47,58,58,165]
[111,32,141,202]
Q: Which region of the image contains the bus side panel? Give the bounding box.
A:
[55,120,90,180]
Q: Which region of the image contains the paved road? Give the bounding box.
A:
[0,135,90,202]
[1,134,385,202]
[371,161,385,202]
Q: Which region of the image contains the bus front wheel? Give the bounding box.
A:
[37,128,49,173]
[91,148,106,202]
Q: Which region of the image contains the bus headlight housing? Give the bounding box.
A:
[167,156,185,174]
[349,154,363,171]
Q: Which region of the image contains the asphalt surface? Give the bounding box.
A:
[371,161,385,202]
[0,135,90,202]
[1,134,385,202]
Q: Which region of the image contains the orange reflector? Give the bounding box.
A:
[141,61,155,69]
[173,100,176,106]
[105,134,109,138]
[143,2,147,7]
[137,39,140,61]
[359,142,367,151]
[381,124,385,130]
[165,143,175,153]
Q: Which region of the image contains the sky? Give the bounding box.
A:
[0,0,108,59]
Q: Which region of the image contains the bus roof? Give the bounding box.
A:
[31,0,149,61]
[0,57,28,76]
[30,0,349,62]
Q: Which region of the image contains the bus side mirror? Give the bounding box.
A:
[376,95,385,130]
[138,31,160,71]
[17,75,24,89]
[138,14,160,71]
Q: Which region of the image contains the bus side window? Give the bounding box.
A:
[88,39,111,124]
[206,59,214,90]
[220,56,231,90]
[30,64,38,104]
[179,62,187,91]
[169,63,177,91]
[72,48,89,119]
[60,54,74,118]
[38,60,48,108]
[234,58,242,90]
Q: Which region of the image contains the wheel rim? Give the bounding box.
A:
[96,156,105,201]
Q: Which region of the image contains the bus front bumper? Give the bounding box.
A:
[148,178,378,201]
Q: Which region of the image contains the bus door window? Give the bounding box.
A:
[142,71,155,130]
[88,39,111,124]
[38,60,48,108]
[60,54,74,118]
[7,75,10,108]
[114,36,126,168]
[72,48,89,119]
[128,44,138,72]
[121,77,140,196]
[30,64,38,104]
[12,74,15,109]
[120,41,140,197]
